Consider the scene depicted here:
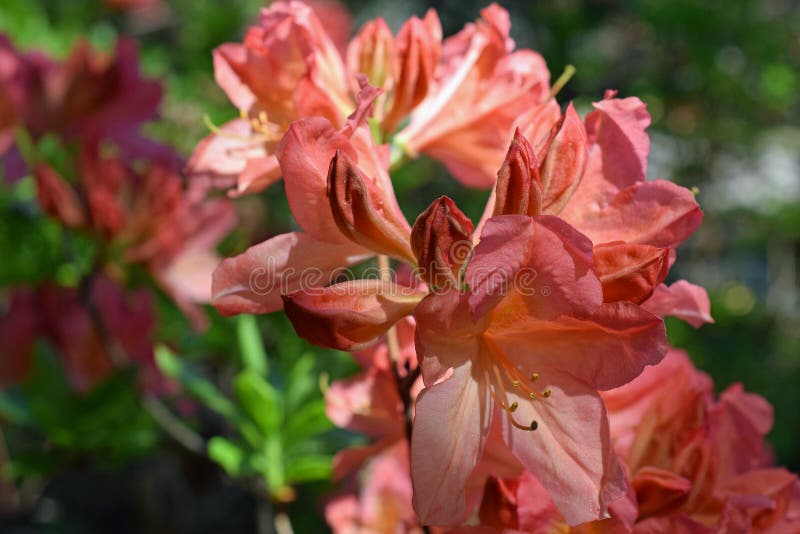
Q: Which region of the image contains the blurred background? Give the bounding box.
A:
[0,0,798,532]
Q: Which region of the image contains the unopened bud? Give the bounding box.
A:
[494,128,542,217]
[410,196,474,287]
[327,150,415,262]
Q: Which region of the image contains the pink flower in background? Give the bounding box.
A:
[0,277,170,394]
[326,444,422,534]
[598,348,800,531]
[34,141,235,329]
[0,36,175,180]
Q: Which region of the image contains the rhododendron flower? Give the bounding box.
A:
[0,277,170,394]
[395,4,554,188]
[211,89,408,315]
[599,348,799,531]
[34,142,234,329]
[487,93,711,324]
[190,2,558,195]
[189,0,443,196]
[0,35,172,180]
[409,214,666,526]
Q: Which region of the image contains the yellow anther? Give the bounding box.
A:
[528,392,536,399]
[512,380,520,388]
[543,388,551,398]
[530,372,539,381]
[509,402,518,412]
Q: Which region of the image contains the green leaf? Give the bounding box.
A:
[208,437,246,477]
[285,454,332,484]
[283,401,331,449]
[155,345,239,421]
[234,370,282,435]
[237,315,268,376]
[284,352,316,412]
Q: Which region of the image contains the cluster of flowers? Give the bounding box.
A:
[200,1,800,531]
[0,35,232,391]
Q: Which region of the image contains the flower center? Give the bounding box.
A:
[481,337,550,432]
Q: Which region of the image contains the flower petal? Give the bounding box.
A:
[497,368,625,525]
[641,280,714,328]
[283,279,425,350]
[594,242,670,304]
[211,231,369,315]
[574,179,703,248]
[466,215,601,321]
[411,361,491,525]
[488,301,667,391]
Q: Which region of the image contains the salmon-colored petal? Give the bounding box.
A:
[489,301,667,391]
[186,119,280,195]
[396,3,550,189]
[710,383,774,476]
[632,466,692,519]
[641,280,714,328]
[560,94,651,224]
[282,279,425,350]
[497,369,625,525]
[211,231,370,315]
[213,43,257,111]
[276,117,358,243]
[594,242,670,304]
[539,103,588,215]
[411,361,491,525]
[575,180,703,248]
[466,215,601,321]
[346,17,394,91]
[382,11,441,134]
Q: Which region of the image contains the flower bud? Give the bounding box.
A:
[494,128,542,217]
[411,196,474,288]
[382,10,442,134]
[346,18,395,91]
[537,103,587,214]
[327,149,415,262]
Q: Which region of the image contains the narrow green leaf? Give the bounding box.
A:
[155,345,239,421]
[234,370,282,435]
[285,454,332,484]
[208,436,246,476]
[237,315,268,376]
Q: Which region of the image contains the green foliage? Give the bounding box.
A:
[0,347,159,476]
[156,331,339,502]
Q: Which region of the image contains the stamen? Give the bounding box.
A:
[530,420,538,431]
[543,388,551,398]
[530,372,539,381]
[512,380,520,388]
[528,392,536,399]
[509,402,518,412]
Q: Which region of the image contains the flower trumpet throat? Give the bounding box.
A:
[481,338,551,433]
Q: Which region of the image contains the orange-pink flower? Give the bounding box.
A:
[395,4,553,188]
[189,2,557,195]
